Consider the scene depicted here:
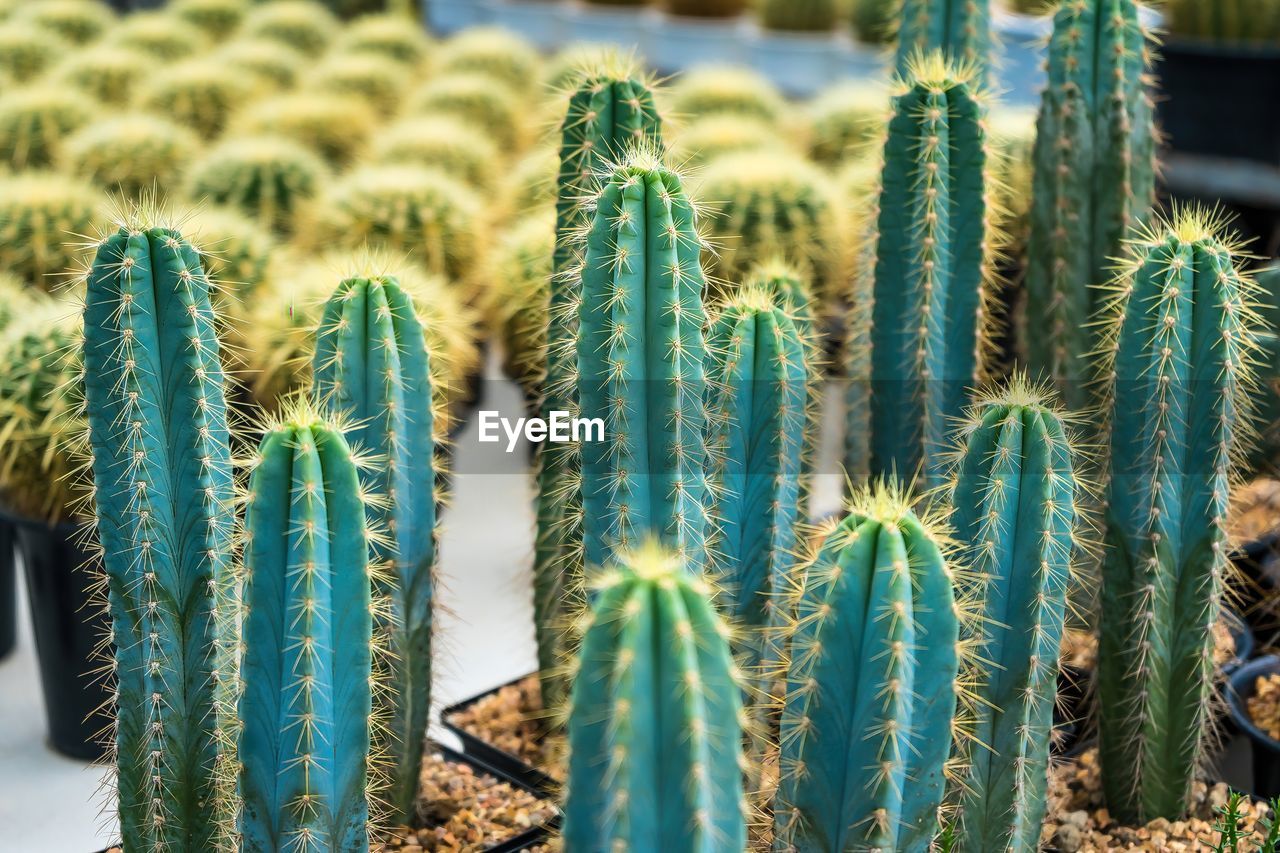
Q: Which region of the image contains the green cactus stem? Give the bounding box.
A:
[774,479,969,852]
[1095,211,1262,823]
[239,401,377,852]
[704,288,807,682]
[894,0,993,79]
[535,57,662,705]
[563,543,747,851]
[312,269,439,826]
[855,53,998,493]
[80,209,238,852]
[948,377,1080,850]
[574,149,710,576]
[1024,0,1156,410]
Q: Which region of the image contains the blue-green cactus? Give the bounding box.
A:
[704,287,807,680]
[894,0,992,79]
[1095,212,1262,823]
[563,543,747,851]
[854,53,997,493]
[312,269,436,826]
[1025,0,1156,410]
[80,212,237,851]
[535,55,662,704]
[773,479,967,852]
[239,401,376,852]
[948,377,1080,851]
[575,149,710,576]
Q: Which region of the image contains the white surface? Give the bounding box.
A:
[0,359,846,851]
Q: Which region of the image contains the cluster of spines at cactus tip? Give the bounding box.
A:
[237,398,389,853]
[1092,208,1262,823]
[562,542,749,851]
[311,263,440,827]
[76,204,238,852]
[1025,0,1156,410]
[945,375,1085,851]
[571,146,710,578]
[771,478,979,852]
[535,54,662,708]
[854,51,1002,493]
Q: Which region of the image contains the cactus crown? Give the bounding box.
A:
[437,26,542,93]
[14,0,113,45]
[0,85,98,170]
[242,0,338,56]
[0,171,101,288]
[336,14,431,67]
[216,39,306,91]
[170,0,247,40]
[668,65,787,125]
[408,73,525,150]
[107,13,203,61]
[63,114,200,200]
[0,21,63,85]
[235,92,378,168]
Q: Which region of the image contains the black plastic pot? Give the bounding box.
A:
[5,510,112,761]
[1227,655,1280,799]
[0,513,16,660]
[443,673,559,798]
[1158,38,1280,166]
[1231,531,1280,638]
[1224,607,1257,674]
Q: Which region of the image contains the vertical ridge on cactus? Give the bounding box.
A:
[535,55,662,705]
[239,401,377,852]
[947,376,1081,850]
[80,208,237,851]
[563,542,747,851]
[894,0,992,79]
[312,267,438,826]
[574,149,710,576]
[704,287,807,684]
[1094,210,1261,823]
[1025,0,1156,410]
[855,52,999,493]
[773,478,971,852]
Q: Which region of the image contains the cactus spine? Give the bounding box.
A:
[80,212,237,851]
[704,288,807,681]
[857,54,997,492]
[311,270,437,826]
[1095,212,1261,822]
[894,0,992,78]
[948,378,1079,851]
[563,543,747,851]
[774,480,967,852]
[575,151,710,575]
[239,402,377,851]
[1025,0,1156,410]
[535,58,661,702]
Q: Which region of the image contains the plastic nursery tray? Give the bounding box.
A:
[442,673,559,801]
[88,745,554,853]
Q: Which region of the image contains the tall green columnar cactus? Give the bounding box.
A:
[1025,0,1155,410]
[563,543,746,851]
[948,378,1079,851]
[1095,213,1261,823]
[774,479,968,852]
[311,271,436,825]
[860,54,997,493]
[576,151,710,576]
[704,288,807,681]
[534,57,662,703]
[894,0,992,79]
[240,402,376,852]
[80,213,236,851]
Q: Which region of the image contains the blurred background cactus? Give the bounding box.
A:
[187,136,330,235]
[0,87,97,170]
[1163,0,1280,43]
[0,172,100,288]
[760,0,837,31]
[63,115,200,200]
[895,0,993,77]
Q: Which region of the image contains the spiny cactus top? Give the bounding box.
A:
[1094,210,1262,822]
[947,376,1081,851]
[239,400,380,853]
[80,208,237,852]
[574,149,710,575]
[859,53,998,492]
[564,543,747,852]
[894,1,993,79]
[774,479,973,852]
[1025,0,1156,409]
[312,266,439,825]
